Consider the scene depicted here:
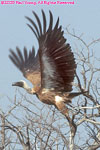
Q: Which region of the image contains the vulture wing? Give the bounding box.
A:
[9,47,40,85]
[27,10,76,92]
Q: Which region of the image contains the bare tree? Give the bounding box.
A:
[65,26,100,149]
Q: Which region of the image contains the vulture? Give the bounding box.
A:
[9,10,84,120]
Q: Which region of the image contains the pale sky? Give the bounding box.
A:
[0,0,100,110]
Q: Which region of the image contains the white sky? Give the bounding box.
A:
[0,0,100,110]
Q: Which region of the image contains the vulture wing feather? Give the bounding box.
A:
[9,47,40,85]
[9,10,76,92]
[38,12,76,92]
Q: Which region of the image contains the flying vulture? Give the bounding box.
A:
[9,10,84,120]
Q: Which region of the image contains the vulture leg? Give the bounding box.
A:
[55,101,77,136]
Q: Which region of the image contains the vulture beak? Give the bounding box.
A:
[12,81,24,87]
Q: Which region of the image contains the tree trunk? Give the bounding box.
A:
[69,128,75,150]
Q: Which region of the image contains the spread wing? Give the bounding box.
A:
[26,10,76,92]
[9,47,40,85]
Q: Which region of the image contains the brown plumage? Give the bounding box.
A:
[9,10,84,123]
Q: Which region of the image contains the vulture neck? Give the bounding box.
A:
[23,83,35,94]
